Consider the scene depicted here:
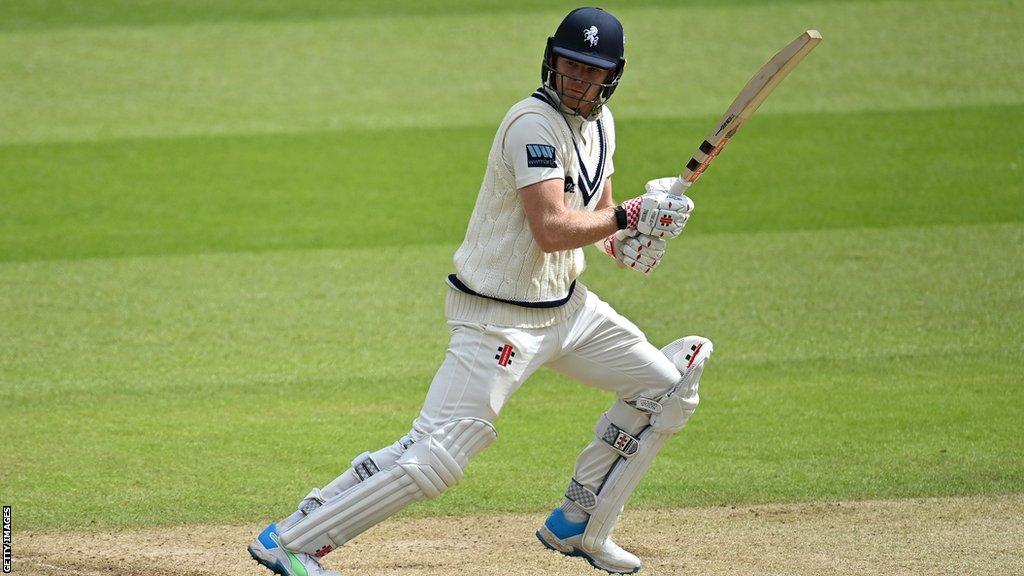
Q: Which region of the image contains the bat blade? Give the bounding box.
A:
[669,30,822,195]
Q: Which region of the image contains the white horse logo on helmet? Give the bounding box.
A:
[583,26,599,47]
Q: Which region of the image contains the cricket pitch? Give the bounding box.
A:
[13,494,1023,575]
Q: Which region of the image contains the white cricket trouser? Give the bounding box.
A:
[410,290,680,489]
[296,289,682,548]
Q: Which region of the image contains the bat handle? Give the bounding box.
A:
[668,177,692,196]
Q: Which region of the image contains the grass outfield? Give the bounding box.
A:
[3,224,1022,530]
[2,0,1023,533]
[3,106,1023,261]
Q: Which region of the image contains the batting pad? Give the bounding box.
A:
[581,336,712,552]
[279,417,496,555]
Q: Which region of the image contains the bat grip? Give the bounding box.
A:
[668,177,692,196]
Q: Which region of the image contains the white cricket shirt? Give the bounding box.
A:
[447,87,616,328]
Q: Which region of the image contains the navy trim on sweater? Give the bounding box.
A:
[447,274,576,309]
[530,88,607,206]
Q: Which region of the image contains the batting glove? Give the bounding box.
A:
[603,229,667,274]
[619,177,694,238]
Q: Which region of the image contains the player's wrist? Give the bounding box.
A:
[620,197,642,229]
[614,205,628,230]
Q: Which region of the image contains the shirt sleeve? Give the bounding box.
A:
[502,112,566,190]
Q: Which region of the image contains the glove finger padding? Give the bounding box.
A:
[603,231,666,274]
[621,234,666,260]
[619,246,660,269]
[632,233,667,252]
[620,233,666,273]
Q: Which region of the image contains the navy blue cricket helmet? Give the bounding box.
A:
[542,7,626,108]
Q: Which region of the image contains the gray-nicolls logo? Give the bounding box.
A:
[583,26,599,47]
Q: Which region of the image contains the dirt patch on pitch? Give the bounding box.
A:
[13,494,1024,576]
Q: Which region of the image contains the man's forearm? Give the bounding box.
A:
[535,206,619,253]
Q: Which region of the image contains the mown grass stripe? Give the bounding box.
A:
[0,0,835,32]
[2,105,1020,263]
[1,0,1020,144]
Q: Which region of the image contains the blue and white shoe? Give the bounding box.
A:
[536,508,641,574]
[247,523,341,576]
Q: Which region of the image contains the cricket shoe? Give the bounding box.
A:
[248,523,341,576]
[536,508,641,574]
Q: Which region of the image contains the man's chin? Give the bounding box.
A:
[559,95,594,116]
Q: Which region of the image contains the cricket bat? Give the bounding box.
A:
[668,30,822,196]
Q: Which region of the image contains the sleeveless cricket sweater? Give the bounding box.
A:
[446,87,616,328]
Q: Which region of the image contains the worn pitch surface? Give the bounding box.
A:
[15,496,1024,576]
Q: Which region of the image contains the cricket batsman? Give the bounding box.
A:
[248,7,712,575]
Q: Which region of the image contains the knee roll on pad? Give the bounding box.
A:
[653,335,712,432]
[628,336,712,433]
[278,417,496,555]
[661,335,713,376]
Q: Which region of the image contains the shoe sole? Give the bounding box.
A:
[535,530,640,575]
[248,544,293,576]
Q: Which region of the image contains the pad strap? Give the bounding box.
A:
[627,396,663,414]
[351,452,380,481]
[298,488,326,516]
[564,478,597,512]
[597,415,639,458]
